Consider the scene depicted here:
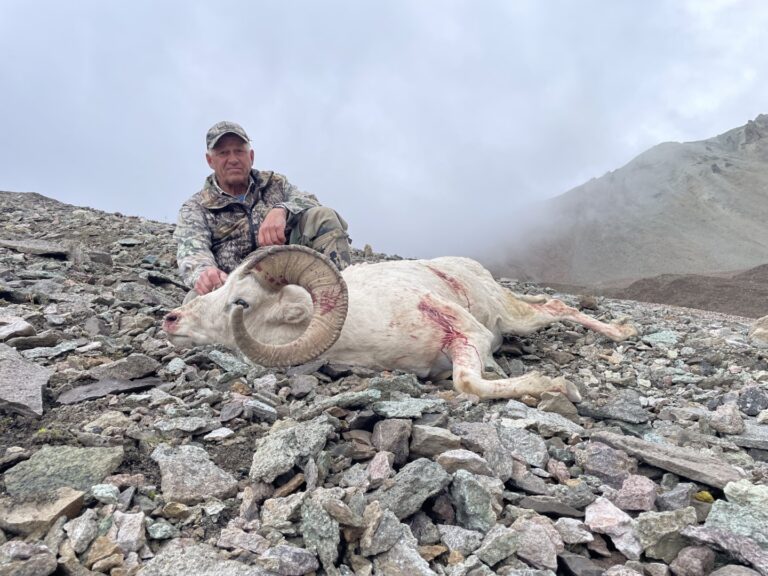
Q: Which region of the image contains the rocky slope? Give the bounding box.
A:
[3,191,768,575]
[605,265,768,320]
[492,114,768,288]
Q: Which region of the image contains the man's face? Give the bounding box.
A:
[206,134,255,192]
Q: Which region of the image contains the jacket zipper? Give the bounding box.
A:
[244,172,274,252]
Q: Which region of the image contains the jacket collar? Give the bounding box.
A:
[199,169,274,209]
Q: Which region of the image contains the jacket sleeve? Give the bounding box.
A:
[174,199,218,288]
[273,174,321,217]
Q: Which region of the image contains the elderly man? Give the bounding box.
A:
[175,121,351,299]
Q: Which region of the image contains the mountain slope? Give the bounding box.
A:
[495,114,768,287]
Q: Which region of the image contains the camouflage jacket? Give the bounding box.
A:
[174,169,320,287]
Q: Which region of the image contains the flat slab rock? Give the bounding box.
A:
[57,377,162,404]
[0,343,53,417]
[591,431,745,489]
[151,443,238,505]
[4,445,124,497]
[137,539,275,576]
[0,486,84,536]
[0,238,71,256]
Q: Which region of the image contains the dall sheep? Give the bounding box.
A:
[163,246,637,401]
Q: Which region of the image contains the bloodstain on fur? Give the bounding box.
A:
[418,296,468,350]
[312,287,342,315]
[426,265,471,309]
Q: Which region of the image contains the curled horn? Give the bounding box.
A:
[230,245,348,367]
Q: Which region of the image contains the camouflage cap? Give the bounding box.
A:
[206,121,250,150]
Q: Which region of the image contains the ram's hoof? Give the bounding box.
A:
[550,376,582,403]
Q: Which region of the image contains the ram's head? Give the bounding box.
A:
[163,245,348,367]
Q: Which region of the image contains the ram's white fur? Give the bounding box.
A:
[164,256,636,400]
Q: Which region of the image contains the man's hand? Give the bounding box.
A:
[195,267,228,295]
[258,207,288,247]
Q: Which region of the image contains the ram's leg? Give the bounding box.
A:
[449,337,581,401]
[528,299,637,342]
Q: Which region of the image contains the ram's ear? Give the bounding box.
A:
[280,302,311,324]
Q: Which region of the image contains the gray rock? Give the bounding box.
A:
[0,487,84,536]
[64,508,99,553]
[709,403,746,435]
[110,510,146,553]
[682,525,768,576]
[584,497,642,560]
[147,520,179,540]
[613,474,657,511]
[0,315,35,341]
[261,493,306,532]
[730,422,768,450]
[154,415,218,436]
[576,441,636,489]
[738,386,768,417]
[475,524,519,566]
[372,419,412,465]
[372,397,446,418]
[0,342,53,417]
[710,566,762,576]
[368,373,423,397]
[513,518,559,571]
[207,349,251,374]
[91,483,120,504]
[643,330,681,346]
[670,546,715,576]
[436,449,495,476]
[372,530,437,576]
[409,512,440,546]
[450,421,516,481]
[0,238,70,256]
[554,518,594,544]
[300,494,340,574]
[217,527,270,554]
[557,552,603,576]
[518,495,584,517]
[137,538,274,575]
[451,469,498,534]
[4,445,123,497]
[370,458,451,520]
[257,544,319,575]
[21,338,83,359]
[244,399,278,423]
[410,424,462,457]
[437,524,484,556]
[591,431,745,489]
[579,391,651,424]
[151,444,238,505]
[0,540,57,576]
[250,416,335,483]
[636,507,698,562]
[288,374,318,398]
[360,501,404,556]
[294,388,381,421]
[57,377,161,404]
[87,352,160,380]
[658,483,696,511]
[496,421,549,468]
[705,499,768,550]
[502,400,586,437]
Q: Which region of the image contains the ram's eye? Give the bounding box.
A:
[233,299,250,309]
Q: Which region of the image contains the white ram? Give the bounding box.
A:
[163,246,636,401]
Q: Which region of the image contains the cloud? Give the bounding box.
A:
[0,0,766,258]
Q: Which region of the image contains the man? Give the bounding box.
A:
[175,121,351,298]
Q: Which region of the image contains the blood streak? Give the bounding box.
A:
[418,296,468,350]
[313,287,342,315]
[426,266,470,308]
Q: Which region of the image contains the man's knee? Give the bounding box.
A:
[290,207,351,269]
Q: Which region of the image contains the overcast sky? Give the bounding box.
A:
[1,0,766,258]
